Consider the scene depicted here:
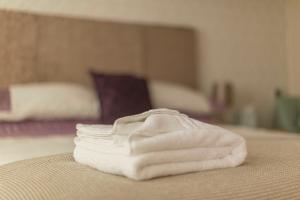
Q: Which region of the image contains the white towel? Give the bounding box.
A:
[73,109,247,180]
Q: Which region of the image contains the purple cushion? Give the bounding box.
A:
[0,89,11,111]
[91,72,152,124]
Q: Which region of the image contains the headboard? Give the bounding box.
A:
[0,10,197,88]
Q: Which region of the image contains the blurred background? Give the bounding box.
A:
[0,0,299,132]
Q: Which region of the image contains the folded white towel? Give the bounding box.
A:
[73,109,247,180]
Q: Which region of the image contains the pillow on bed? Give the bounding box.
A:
[148,80,211,114]
[0,83,100,121]
[91,72,152,124]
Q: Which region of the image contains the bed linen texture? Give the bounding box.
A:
[0,119,98,137]
[0,127,299,200]
[0,135,74,165]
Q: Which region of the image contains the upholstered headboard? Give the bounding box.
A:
[0,10,197,88]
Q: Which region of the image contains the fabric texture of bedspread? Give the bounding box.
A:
[0,130,300,200]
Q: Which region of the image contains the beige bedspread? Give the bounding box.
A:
[0,128,300,200]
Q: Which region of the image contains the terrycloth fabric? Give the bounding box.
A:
[74,109,247,180]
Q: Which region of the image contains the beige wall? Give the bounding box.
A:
[0,0,288,127]
[286,0,300,96]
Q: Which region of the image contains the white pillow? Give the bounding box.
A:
[149,80,211,114]
[0,83,100,121]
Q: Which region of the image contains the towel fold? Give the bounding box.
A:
[73,108,247,180]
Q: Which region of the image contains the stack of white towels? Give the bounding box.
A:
[73,109,247,180]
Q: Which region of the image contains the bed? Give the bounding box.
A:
[1,127,300,200]
[0,10,300,200]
